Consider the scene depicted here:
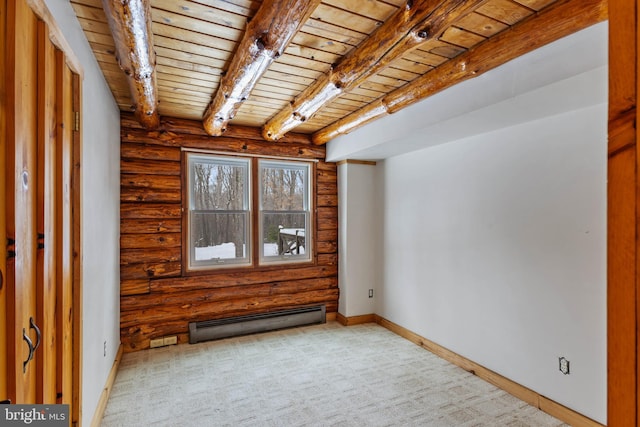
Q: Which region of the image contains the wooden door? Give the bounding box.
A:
[6,0,39,403]
[3,0,81,418]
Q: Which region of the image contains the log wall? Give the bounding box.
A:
[119,114,339,351]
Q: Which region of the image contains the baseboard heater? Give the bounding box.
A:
[188,305,326,344]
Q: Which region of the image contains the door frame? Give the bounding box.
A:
[0,0,7,406]
[71,71,83,427]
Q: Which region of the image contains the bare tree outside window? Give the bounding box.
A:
[188,155,250,268]
[260,161,310,261]
[186,154,312,270]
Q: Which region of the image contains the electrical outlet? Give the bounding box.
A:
[150,338,165,348]
[368,289,373,298]
[150,336,178,348]
[558,356,570,375]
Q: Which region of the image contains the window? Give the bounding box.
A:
[187,155,251,270]
[259,160,311,264]
[186,153,312,270]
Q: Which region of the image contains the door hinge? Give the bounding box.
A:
[73,111,80,132]
[7,237,15,259]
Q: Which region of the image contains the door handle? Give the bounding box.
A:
[22,328,34,373]
[30,317,41,352]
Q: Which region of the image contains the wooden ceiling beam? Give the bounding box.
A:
[202,0,321,137]
[102,0,159,129]
[312,0,608,145]
[261,0,487,141]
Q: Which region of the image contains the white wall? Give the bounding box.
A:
[338,163,379,317]
[378,102,606,422]
[330,23,607,423]
[43,2,121,426]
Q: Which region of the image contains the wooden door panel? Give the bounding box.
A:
[6,0,39,403]
[35,19,58,404]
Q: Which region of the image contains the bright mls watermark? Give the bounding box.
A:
[0,405,68,426]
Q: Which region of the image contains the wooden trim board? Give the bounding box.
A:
[25,0,83,77]
[336,313,376,326]
[606,0,638,424]
[71,72,83,426]
[336,160,377,166]
[373,315,604,427]
[90,344,123,427]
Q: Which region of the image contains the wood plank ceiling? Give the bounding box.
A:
[70,0,607,144]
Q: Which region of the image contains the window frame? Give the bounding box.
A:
[258,159,312,265]
[183,151,315,273]
[185,153,252,271]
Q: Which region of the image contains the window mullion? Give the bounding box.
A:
[251,156,260,266]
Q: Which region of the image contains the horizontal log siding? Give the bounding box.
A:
[120,114,339,351]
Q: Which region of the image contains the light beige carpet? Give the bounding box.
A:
[102,322,568,426]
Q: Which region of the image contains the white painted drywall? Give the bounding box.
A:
[337,163,379,317]
[378,103,606,422]
[331,22,607,423]
[42,2,121,426]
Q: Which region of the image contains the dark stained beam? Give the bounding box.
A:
[262,0,487,141]
[202,0,321,136]
[312,0,608,144]
[102,0,159,129]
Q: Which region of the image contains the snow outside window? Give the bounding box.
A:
[186,153,313,271]
[187,154,251,270]
[259,160,312,264]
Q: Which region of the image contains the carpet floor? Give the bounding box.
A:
[102,322,568,426]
